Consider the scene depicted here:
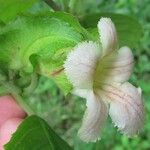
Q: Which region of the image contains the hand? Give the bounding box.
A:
[0,95,26,149]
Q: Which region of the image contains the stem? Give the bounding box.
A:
[23,73,38,95]
[68,0,76,14]
[11,92,35,116]
[45,0,60,11]
[0,81,35,115]
[60,0,69,12]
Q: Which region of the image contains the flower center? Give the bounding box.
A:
[93,52,117,90]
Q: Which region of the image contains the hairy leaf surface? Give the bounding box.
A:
[0,12,86,94]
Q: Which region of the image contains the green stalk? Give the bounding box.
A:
[11,92,35,116]
[45,0,60,11]
[69,0,76,14]
[23,73,38,95]
[0,81,35,115]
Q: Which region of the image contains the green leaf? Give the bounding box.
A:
[0,0,38,22]
[40,11,88,37]
[80,13,143,48]
[0,12,86,94]
[54,72,73,95]
[4,115,73,150]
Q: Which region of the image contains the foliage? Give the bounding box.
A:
[0,0,38,22]
[0,0,149,149]
[80,13,143,48]
[5,115,73,150]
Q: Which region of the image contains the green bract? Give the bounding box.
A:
[0,12,87,94]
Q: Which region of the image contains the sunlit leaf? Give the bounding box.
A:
[0,0,38,22]
[0,12,87,94]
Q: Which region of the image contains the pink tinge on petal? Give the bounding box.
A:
[0,95,26,127]
[0,118,23,149]
[94,46,134,86]
[98,17,118,55]
[101,82,144,136]
[78,90,108,142]
[103,46,134,82]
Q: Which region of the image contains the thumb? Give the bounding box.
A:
[0,118,23,149]
[0,95,26,126]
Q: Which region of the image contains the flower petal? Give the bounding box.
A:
[64,41,101,89]
[98,17,118,55]
[94,46,134,86]
[78,90,108,142]
[101,82,144,136]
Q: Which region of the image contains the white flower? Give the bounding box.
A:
[64,18,144,142]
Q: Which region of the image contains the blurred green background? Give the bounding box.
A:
[21,0,150,149]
